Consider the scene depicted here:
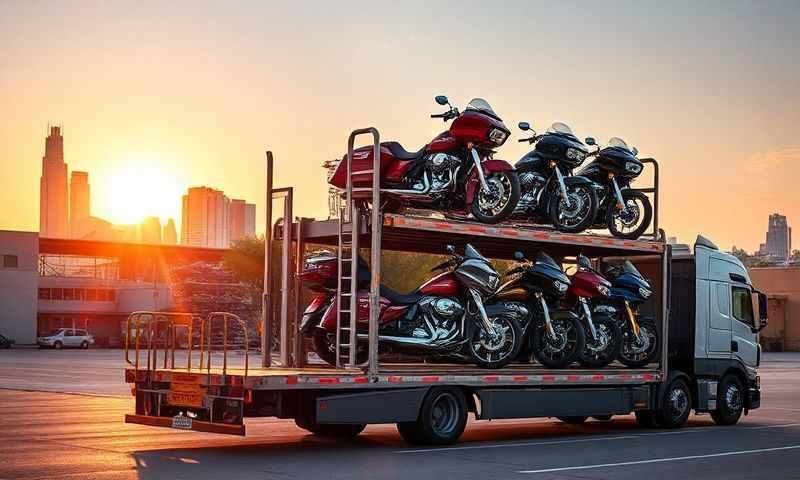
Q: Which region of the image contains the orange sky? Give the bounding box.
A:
[1,2,798,251]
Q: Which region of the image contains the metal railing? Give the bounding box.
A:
[638,158,661,241]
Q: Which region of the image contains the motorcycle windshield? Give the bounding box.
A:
[577,254,592,270]
[607,137,632,152]
[464,244,489,262]
[546,122,575,136]
[465,98,499,118]
[535,251,560,270]
[623,260,644,278]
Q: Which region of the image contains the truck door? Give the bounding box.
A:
[707,282,732,358]
[730,285,758,367]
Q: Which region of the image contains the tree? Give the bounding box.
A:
[223,236,266,334]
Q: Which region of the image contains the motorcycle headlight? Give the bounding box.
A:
[625,162,642,174]
[488,128,508,146]
[638,287,652,299]
[553,280,568,293]
[597,285,611,297]
[566,148,587,162]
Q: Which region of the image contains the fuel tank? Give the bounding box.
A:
[418,271,460,296]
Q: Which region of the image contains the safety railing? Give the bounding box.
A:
[638,158,661,241]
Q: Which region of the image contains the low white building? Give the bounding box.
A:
[0,231,39,344]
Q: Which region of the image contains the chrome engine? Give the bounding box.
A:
[411,153,461,193]
[514,171,547,214]
[410,297,464,340]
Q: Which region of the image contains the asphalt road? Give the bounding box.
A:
[1,349,800,479]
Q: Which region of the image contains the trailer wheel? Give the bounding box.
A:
[635,410,658,428]
[557,416,588,424]
[655,377,692,428]
[710,374,744,426]
[397,387,467,445]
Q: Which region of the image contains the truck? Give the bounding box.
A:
[123,129,767,445]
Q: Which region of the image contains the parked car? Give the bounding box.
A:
[0,334,13,349]
[37,328,95,349]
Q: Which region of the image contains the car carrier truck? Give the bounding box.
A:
[123,129,767,445]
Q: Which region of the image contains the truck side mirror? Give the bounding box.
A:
[754,291,769,333]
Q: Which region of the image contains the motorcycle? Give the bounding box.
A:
[565,255,622,368]
[326,96,520,224]
[511,121,599,233]
[579,137,653,239]
[594,259,659,367]
[492,250,585,368]
[311,244,525,369]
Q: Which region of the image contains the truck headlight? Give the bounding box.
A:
[488,128,508,146]
[638,287,651,299]
[566,148,587,162]
[625,162,642,174]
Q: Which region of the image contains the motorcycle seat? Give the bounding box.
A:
[380,285,424,304]
[383,141,426,161]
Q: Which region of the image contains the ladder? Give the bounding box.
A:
[335,128,382,372]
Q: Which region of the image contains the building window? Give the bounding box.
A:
[63,288,75,301]
[51,288,63,300]
[38,288,51,300]
[3,255,17,268]
[86,289,97,301]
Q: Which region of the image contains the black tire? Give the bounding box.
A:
[471,171,520,224]
[592,415,613,421]
[606,190,653,240]
[655,377,692,428]
[467,315,523,369]
[312,328,367,366]
[618,321,659,368]
[397,387,468,446]
[577,316,622,368]
[710,374,745,426]
[557,416,588,424]
[532,316,586,369]
[549,183,598,233]
[635,410,659,428]
[53,341,63,350]
[80,340,89,349]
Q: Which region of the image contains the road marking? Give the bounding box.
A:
[762,406,800,412]
[517,444,800,474]
[394,422,800,454]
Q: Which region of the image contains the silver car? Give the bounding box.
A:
[37,328,95,349]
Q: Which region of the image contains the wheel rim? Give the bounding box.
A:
[471,317,516,364]
[611,196,645,235]
[668,385,689,421]
[431,393,460,436]
[621,324,657,362]
[584,323,612,360]
[556,186,592,228]
[725,383,743,412]
[540,320,578,362]
[477,173,513,217]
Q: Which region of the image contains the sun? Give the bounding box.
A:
[104,156,182,226]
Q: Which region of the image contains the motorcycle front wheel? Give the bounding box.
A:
[577,315,622,368]
[606,190,653,240]
[468,315,522,369]
[618,320,659,368]
[549,184,598,233]
[471,171,520,224]
[532,316,586,368]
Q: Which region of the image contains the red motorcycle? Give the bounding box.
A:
[326,96,520,224]
[565,255,622,367]
[310,245,525,369]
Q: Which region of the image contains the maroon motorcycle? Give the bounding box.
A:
[326,96,520,224]
[565,255,622,367]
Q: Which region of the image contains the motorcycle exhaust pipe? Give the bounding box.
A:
[357,332,462,350]
[383,172,431,197]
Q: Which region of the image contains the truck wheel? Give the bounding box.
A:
[635,410,658,428]
[710,375,744,426]
[397,387,467,445]
[655,377,692,428]
[557,416,588,424]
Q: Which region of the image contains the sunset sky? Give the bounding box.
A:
[1,1,798,251]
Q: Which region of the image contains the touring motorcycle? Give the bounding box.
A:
[326,96,520,224]
[511,121,598,232]
[593,259,659,367]
[491,251,585,368]
[565,255,622,367]
[579,137,653,239]
[307,245,526,369]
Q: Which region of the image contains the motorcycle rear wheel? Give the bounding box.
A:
[606,190,652,240]
[312,328,368,366]
[549,184,598,233]
[471,171,520,224]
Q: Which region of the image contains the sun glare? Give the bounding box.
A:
[105,156,182,226]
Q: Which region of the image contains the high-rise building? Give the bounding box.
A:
[244,203,256,238]
[181,187,230,248]
[140,216,162,244]
[69,171,90,238]
[759,213,792,260]
[39,126,69,238]
[163,219,177,245]
[228,199,256,242]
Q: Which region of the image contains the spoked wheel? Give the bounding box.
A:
[549,184,598,233]
[471,171,520,224]
[532,316,586,368]
[397,387,468,445]
[311,328,368,366]
[606,190,652,240]
[577,316,622,368]
[618,321,659,368]
[468,315,522,369]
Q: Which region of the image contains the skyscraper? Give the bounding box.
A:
[181,187,230,248]
[244,203,256,238]
[69,171,90,238]
[140,216,162,244]
[163,218,178,245]
[229,199,256,242]
[760,213,792,260]
[39,126,69,238]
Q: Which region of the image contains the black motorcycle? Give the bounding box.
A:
[511,122,599,233]
[491,251,585,368]
[593,259,659,367]
[579,137,653,239]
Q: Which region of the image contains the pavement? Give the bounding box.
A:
[1,349,799,479]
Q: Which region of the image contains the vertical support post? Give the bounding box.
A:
[279,188,293,367]
[367,131,381,378]
[660,244,671,375]
[262,151,273,368]
[293,218,307,367]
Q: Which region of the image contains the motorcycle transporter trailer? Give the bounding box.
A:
[124,128,766,445]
